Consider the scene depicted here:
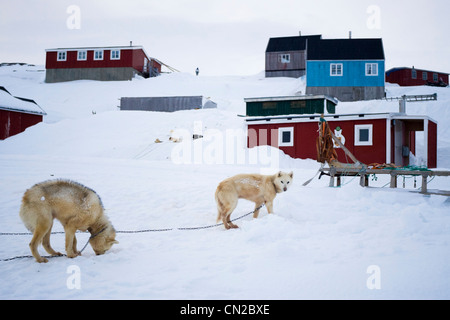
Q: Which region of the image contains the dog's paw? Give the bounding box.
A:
[36,257,48,263]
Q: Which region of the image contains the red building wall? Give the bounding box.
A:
[46,48,146,71]
[329,119,387,165]
[248,118,387,165]
[150,59,162,74]
[386,68,449,86]
[0,110,43,140]
[131,49,147,73]
[428,120,437,168]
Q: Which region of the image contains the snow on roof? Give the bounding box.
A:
[0,87,46,115]
[45,45,145,52]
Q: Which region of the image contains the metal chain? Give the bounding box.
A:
[0,227,106,262]
[117,204,265,233]
[0,205,265,261]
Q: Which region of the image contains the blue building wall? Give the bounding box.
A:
[306,60,385,87]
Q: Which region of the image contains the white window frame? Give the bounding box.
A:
[57,51,67,61]
[110,49,120,60]
[94,50,104,60]
[422,71,428,81]
[278,54,290,63]
[411,69,417,79]
[365,63,378,76]
[354,124,373,146]
[77,50,87,61]
[278,127,294,147]
[330,63,343,76]
[433,73,438,82]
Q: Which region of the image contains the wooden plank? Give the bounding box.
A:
[319,166,450,195]
[321,167,450,177]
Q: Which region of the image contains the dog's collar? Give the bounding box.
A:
[89,226,107,239]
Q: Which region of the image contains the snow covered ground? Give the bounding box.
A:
[0,65,449,300]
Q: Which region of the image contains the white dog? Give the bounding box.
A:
[215,171,293,229]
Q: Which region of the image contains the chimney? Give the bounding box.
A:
[299,31,301,36]
[130,41,133,47]
[349,31,352,39]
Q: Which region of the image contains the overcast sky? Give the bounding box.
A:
[1,0,449,76]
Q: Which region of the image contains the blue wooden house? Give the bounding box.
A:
[305,38,385,101]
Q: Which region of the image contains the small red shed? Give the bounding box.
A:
[0,87,46,140]
[247,112,438,168]
[386,67,448,87]
[45,45,162,83]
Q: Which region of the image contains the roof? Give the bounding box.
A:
[245,112,436,124]
[0,87,46,116]
[266,35,322,52]
[386,67,449,76]
[307,38,385,60]
[120,96,217,112]
[244,94,338,105]
[45,45,145,52]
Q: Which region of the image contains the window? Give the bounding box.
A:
[110,49,120,60]
[433,73,438,82]
[278,127,294,147]
[57,51,67,61]
[77,50,87,61]
[354,124,373,146]
[278,54,290,63]
[422,72,428,81]
[365,63,378,76]
[262,102,277,110]
[412,69,417,79]
[290,100,306,109]
[94,50,103,60]
[330,63,343,76]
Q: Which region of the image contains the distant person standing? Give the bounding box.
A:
[195,68,199,76]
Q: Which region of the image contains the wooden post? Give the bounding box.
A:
[390,172,397,188]
[359,175,369,187]
[421,174,428,194]
[329,167,336,187]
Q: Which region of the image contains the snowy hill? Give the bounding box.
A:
[0,64,449,300]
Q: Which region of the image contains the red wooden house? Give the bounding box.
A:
[386,67,448,87]
[0,87,46,140]
[45,45,162,83]
[246,112,437,168]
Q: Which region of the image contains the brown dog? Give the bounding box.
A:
[215,171,293,229]
[19,179,118,263]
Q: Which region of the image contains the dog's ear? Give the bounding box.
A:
[289,171,293,178]
[278,171,282,177]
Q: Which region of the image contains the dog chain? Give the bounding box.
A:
[0,205,264,261]
[0,227,107,262]
[117,203,265,233]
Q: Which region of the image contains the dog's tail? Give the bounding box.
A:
[19,196,37,232]
[215,188,224,223]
